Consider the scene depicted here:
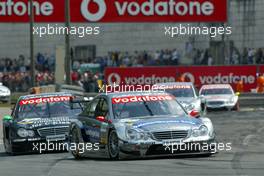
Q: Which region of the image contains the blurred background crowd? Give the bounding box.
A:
[0,47,264,92]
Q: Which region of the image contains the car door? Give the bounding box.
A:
[80,97,109,144]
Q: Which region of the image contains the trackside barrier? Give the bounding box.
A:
[59,84,85,96]
[239,93,264,108]
[29,85,56,94]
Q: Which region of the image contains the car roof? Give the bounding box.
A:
[20,92,73,100]
[201,84,231,89]
[154,82,194,86]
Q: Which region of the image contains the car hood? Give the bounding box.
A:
[114,115,202,132]
[203,95,233,101]
[177,97,197,104]
[15,116,72,129]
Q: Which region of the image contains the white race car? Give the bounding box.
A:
[0,83,11,103]
[153,82,201,112]
[199,84,239,111]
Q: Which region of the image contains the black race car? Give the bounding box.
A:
[2,92,83,154]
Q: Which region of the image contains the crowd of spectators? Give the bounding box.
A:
[1,46,264,92]
[0,53,55,92]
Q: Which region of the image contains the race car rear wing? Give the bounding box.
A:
[70,96,94,111]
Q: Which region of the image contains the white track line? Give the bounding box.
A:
[243,134,256,146]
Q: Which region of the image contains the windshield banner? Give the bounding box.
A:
[20,96,71,105]
[112,95,175,104]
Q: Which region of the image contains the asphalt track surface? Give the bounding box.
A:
[0,107,263,176]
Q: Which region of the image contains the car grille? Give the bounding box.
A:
[208,101,224,106]
[37,126,69,137]
[152,130,188,140]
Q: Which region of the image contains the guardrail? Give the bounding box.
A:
[239,93,264,108]
[59,84,85,96]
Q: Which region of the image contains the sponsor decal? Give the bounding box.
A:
[133,120,197,128]
[112,95,175,104]
[155,85,191,89]
[81,0,106,22]
[26,117,70,128]
[0,0,226,22]
[0,0,53,16]
[201,84,231,89]
[199,73,255,85]
[85,126,101,142]
[17,118,39,125]
[107,72,189,86]
[19,96,71,105]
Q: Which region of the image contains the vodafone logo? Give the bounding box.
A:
[0,0,226,22]
[79,0,224,22]
[199,73,255,84]
[81,0,106,22]
[0,0,53,16]
[112,95,175,104]
[107,73,121,85]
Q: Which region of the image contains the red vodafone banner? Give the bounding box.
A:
[0,0,64,22]
[105,66,258,92]
[0,0,227,22]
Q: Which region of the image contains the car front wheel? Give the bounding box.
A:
[233,102,240,111]
[108,130,119,160]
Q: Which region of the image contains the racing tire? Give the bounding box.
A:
[201,103,205,111]
[107,130,119,160]
[70,127,83,160]
[232,102,240,111]
[3,132,17,155]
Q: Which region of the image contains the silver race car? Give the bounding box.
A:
[153,82,201,112]
[199,84,240,111]
[69,91,216,160]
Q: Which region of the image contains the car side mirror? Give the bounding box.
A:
[235,92,240,96]
[3,115,13,121]
[189,110,200,118]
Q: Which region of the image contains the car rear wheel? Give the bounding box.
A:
[70,127,82,160]
[108,130,119,160]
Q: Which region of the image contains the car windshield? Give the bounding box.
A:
[200,88,233,95]
[17,97,82,119]
[112,94,187,119]
[165,88,194,98]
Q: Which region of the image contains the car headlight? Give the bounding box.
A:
[17,128,35,137]
[199,125,208,136]
[27,130,35,137]
[127,129,149,141]
[228,97,235,104]
[192,125,208,137]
